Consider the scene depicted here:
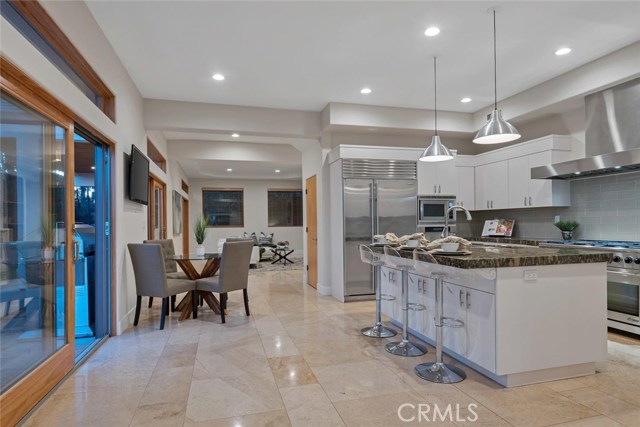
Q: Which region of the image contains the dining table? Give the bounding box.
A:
[167,253,221,320]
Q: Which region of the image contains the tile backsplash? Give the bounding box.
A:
[456,171,640,242]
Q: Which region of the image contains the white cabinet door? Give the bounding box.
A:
[456,166,475,210]
[380,266,398,320]
[528,151,554,207]
[475,161,508,210]
[422,277,437,341]
[438,160,458,196]
[442,281,467,356]
[465,288,496,372]
[508,156,529,208]
[417,161,438,195]
[408,273,424,334]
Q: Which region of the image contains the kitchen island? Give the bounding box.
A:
[373,245,611,387]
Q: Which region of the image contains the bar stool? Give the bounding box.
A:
[383,246,427,357]
[412,249,466,383]
[358,245,397,338]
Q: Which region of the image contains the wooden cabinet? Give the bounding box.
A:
[475,160,509,211]
[456,166,475,210]
[508,152,570,208]
[417,159,457,196]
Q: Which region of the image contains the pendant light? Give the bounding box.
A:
[473,8,521,144]
[419,56,454,162]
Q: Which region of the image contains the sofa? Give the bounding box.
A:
[217,238,260,267]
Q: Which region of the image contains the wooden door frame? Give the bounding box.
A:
[148,174,167,240]
[182,197,189,255]
[305,175,318,289]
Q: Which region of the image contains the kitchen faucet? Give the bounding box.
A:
[442,205,473,238]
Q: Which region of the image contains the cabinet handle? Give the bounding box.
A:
[461,201,464,207]
[438,184,441,193]
[433,185,437,194]
[382,270,387,278]
[467,291,471,309]
[459,289,464,306]
[491,200,494,208]
[529,196,532,206]
[524,196,527,206]
[487,200,490,209]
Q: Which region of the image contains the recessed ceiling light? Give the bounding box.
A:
[614,166,621,169]
[231,133,240,138]
[275,169,281,173]
[360,88,372,94]
[574,171,581,175]
[226,168,233,172]
[461,97,472,103]
[424,27,441,37]
[555,47,572,56]
[91,166,95,170]
[53,158,61,162]
[212,73,225,81]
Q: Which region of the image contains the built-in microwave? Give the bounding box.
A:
[417,195,456,225]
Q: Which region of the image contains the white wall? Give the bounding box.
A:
[189,178,304,252]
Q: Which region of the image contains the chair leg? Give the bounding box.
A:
[148,297,153,308]
[160,298,168,330]
[243,289,250,316]
[171,295,176,312]
[134,295,142,326]
[199,295,204,307]
[192,291,198,319]
[220,293,226,324]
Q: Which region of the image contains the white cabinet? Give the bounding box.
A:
[456,166,475,210]
[475,160,509,210]
[442,281,496,372]
[417,159,457,196]
[380,266,400,320]
[508,152,570,208]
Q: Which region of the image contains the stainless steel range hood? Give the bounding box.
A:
[531,77,640,180]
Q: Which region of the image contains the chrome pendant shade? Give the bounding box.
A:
[419,56,454,162]
[420,135,453,162]
[473,8,520,145]
[473,109,521,144]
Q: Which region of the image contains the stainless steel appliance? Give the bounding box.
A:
[532,77,640,179]
[417,195,456,225]
[342,159,417,299]
[540,240,640,335]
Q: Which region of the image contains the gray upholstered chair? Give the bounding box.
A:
[195,240,253,323]
[127,243,196,330]
[144,239,187,310]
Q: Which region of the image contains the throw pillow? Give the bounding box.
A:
[258,232,274,245]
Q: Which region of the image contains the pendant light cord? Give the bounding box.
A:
[433,56,438,135]
[493,9,498,110]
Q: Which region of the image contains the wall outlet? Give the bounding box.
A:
[524,270,538,281]
[554,215,560,223]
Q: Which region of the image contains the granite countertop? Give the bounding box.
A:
[371,245,612,269]
[463,236,543,246]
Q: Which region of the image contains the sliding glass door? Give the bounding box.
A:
[73,130,110,360]
[0,94,72,398]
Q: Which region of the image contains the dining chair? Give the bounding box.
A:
[195,240,253,323]
[127,243,197,330]
[144,239,187,310]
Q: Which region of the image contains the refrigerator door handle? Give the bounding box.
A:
[369,183,375,239]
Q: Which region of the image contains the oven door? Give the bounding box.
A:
[607,270,640,327]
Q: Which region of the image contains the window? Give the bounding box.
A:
[202,189,244,227]
[146,139,166,172]
[1,0,115,121]
[268,190,302,227]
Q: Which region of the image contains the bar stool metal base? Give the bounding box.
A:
[414,362,466,384]
[361,324,397,338]
[385,340,427,357]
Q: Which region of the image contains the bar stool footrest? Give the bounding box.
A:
[442,317,465,328]
[380,294,396,301]
[407,303,426,312]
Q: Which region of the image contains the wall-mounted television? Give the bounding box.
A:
[129,145,149,205]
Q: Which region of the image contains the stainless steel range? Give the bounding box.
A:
[540,240,640,335]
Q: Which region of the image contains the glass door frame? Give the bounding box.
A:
[148,175,167,240]
[0,56,115,426]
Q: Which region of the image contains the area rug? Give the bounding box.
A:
[251,255,304,272]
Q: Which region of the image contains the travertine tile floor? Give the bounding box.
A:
[22,269,640,427]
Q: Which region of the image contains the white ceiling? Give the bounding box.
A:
[179,159,302,180]
[88,1,640,113]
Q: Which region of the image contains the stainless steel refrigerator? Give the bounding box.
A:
[342,159,417,299]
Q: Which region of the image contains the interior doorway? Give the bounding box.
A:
[148,176,166,240]
[305,175,318,288]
